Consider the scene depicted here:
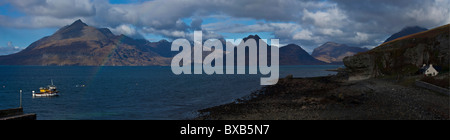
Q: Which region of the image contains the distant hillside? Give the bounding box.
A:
[384,26,428,43]
[312,42,368,64]
[280,44,326,65]
[344,24,449,81]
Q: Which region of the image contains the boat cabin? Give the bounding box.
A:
[39,85,57,93]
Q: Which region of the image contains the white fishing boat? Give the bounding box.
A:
[32,80,59,97]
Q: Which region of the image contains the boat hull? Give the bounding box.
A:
[32,92,58,97]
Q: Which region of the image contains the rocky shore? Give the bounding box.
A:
[196,75,449,120]
[196,24,449,120]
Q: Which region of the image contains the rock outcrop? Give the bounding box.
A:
[343,24,449,81]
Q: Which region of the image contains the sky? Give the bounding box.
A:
[0,0,449,55]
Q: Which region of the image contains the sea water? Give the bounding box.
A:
[0,65,340,120]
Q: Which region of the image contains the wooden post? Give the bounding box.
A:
[19,90,22,108]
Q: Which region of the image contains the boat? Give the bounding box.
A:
[32,80,59,97]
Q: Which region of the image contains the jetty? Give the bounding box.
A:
[0,107,36,120]
[1,90,37,120]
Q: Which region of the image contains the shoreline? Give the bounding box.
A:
[195,75,449,120]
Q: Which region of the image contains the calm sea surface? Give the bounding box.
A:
[0,65,340,120]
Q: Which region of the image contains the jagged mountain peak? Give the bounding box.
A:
[71,19,88,27]
[48,19,116,42]
[384,26,428,43]
[322,42,344,47]
[243,34,262,41]
[280,44,326,65]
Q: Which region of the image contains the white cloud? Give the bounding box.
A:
[109,24,144,39]
[114,24,136,36]
[0,42,23,55]
[316,28,344,36]
[143,27,186,39]
[293,30,313,40]
[351,32,370,43]
[302,6,348,28]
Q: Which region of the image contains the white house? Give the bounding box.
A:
[421,64,439,76]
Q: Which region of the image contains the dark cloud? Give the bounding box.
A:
[190,18,203,31]
[0,0,448,52]
[331,0,449,32]
[7,0,96,18]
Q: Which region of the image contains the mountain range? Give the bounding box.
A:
[0,20,429,66]
[0,20,330,66]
